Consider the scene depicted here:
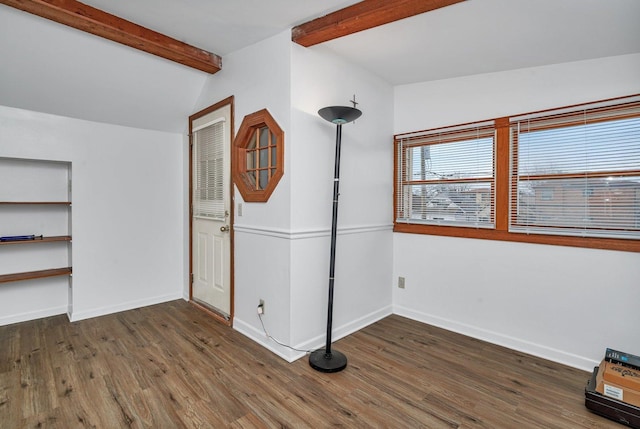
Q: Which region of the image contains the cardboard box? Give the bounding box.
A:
[597,360,640,407]
[602,359,640,391]
[586,367,640,429]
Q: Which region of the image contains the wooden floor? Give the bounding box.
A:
[0,300,617,428]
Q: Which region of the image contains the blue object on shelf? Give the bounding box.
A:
[0,235,39,242]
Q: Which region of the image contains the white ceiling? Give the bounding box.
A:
[82,0,640,85]
[1,0,638,133]
[81,0,360,56]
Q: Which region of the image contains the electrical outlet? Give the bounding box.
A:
[398,276,405,289]
[238,203,243,217]
[257,299,265,315]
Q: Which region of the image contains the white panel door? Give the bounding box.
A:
[191,104,231,317]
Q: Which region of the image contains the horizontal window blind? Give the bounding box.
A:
[510,95,640,239]
[193,120,225,220]
[396,121,495,228]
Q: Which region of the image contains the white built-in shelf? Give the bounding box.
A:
[0,157,73,317]
[0,202,72,284]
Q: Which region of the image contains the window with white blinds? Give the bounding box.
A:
[510,95,640,239]
[396,121,496,228]
[193,120,225,220]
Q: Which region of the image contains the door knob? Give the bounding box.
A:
[220,225,230,232]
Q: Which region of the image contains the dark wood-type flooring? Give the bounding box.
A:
[0,300,618,428]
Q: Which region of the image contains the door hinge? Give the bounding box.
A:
[190,273,194,284]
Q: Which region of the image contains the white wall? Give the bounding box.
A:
[0,106,185,324]
[287,44,394,358]
[395,53,640,132]
[393,53,640,371]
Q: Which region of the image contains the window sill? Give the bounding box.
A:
[393,223,640,253]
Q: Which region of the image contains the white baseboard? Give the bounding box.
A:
[234,305,394,363]
[393,305,598,372]
[0,305,67,326]
[233,318,299,362]
[68,292,183,322]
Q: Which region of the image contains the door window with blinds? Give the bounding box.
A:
[510,96,640,239]
[193,119,225,220]
[395,121,496,228]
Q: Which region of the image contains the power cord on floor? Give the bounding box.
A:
[258,312,314,354]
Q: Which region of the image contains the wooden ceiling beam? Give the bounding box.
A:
[0,0,222,74]
[292,0,465,47]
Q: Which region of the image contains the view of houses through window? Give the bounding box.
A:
[395,95,640,250]
[396,122,495,228]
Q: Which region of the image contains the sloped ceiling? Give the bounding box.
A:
[321,0,640,85]
[80,0,640,85]
[1,0,639,132]
[0,5,208,133]
[0,1,359,133]
[80,0,360,57]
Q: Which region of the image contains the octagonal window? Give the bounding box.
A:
[233,109,284,202]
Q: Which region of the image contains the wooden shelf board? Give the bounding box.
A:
[0,236,71,245]
[0,201,71,205]
[0,267,72,284]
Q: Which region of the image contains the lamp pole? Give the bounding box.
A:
[309,104,361,373]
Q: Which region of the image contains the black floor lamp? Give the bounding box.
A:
[309,103,362,373]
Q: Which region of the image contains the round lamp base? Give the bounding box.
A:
[309,349,347,373]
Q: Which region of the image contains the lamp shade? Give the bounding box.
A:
[318,106,362,125]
